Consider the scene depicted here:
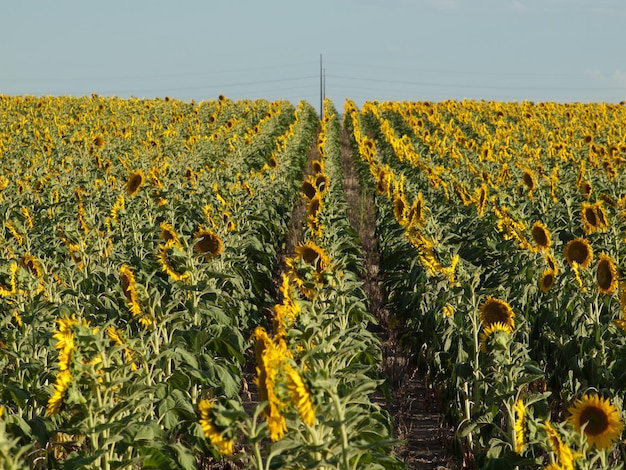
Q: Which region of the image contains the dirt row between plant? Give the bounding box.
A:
[338,126,458,470]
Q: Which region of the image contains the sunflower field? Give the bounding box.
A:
[345,98,626,468]
[2,93,626,469]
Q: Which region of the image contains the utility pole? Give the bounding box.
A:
[320,54,323,120]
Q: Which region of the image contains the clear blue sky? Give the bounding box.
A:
[2,0,625,110]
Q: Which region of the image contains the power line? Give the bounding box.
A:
[327,74,626,92]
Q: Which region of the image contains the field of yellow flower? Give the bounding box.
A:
[2,93,626,469]
[345,98,626,468]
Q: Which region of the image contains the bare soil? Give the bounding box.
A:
[338,127,458,470]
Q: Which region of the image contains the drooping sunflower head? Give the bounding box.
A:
[545,252,558,275]
[20,253,43,277]
[93,135,105,149]
[407,193,425,228]
[301,177,317,200]
[119,264,139,308]
[479,296,515,330]
[474,184,488,216]
[567,394,624,450]
[522,168,536,192]
[376,168,391,195]
[564,237,594,269]
[595,203,609,228]
[311,159,324,174]
[596,253,619,295]
[315,173,330,194]
[539,269,556,293]
[393,191,408,226]
[531,221,551,251]
[580,180,593,198]
[126,170,145,197]
[581,202,600,234]
[194,228,223,261]
[307,194,323,220]
[294,241,330,274]
[160,221,180,246]
[479,322,512,353]
[268,154,278,169]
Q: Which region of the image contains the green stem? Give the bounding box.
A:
[330,391,350,470]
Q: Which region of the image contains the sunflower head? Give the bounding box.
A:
[160,221,180,246]
[194,228,223,261]
[407,193,425,227]
[479,297,515,329]
[307,194,323,220]
[93,135,105,149]
[474,184,488,216]
[311,159,324,174]
[479,321,512,353]
[301,178,317,200]
[20,253,43,277]
[315,173,329,194]
[567,394,624,450]
[580,180,593,198]
[596,253,619,295]
[393,191,408,226]
[126,170,144,197]
[119,265,134,302]
[539,269,556,293]
[268,155,278,169]
[564,238,593,269]
[294,241,330,274]
[522,168,536,192]
[531,221,551,251]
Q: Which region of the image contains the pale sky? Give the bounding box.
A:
[2,0,625,109]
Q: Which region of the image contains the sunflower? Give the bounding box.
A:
[474,184,488,216]
[393,191,408,226]
[376,168,392,196]
[514,398,526,454]
[120,264,141,314]
[479,322,512,353]
[543,421,580,469]
[268,154,278,169]
[198,399,234,455]
[158,240,190,282]
[301,177,317,200]
[307,194,323,221]
[407,193,425,227]
[564,238,593,269]
[126,170,144,197]
[159,221,180,246]
[285,364,315,426]
[522,168,536,193]
[294,240,330,274]
[315,172,330,194]
[20,253,43,277]
[580,180,593,198]
[311,159,324,174]
[479,297,515,330]
[567,394,624,450]
[580,202,602,235]
[530,221,551,251]
[539,269,556,293]
[546,252,558,275]
[93,135,105,149]
[596,253,619,295]
[46,369,71,416]
[194,228,223,261]
[442,304,455,318]
[253,327,289,441]
[594,202,609,229]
